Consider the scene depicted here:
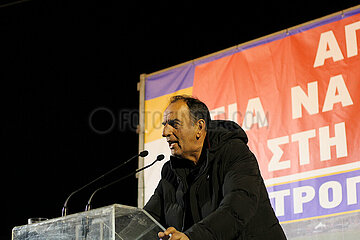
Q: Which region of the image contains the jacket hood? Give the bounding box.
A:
[207,120,248,151]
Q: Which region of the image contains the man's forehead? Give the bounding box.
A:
[163,101,189,119]
[163,110,175,119]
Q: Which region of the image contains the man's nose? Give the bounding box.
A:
[162,124,170,137]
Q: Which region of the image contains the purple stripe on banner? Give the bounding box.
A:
[145,63,195,100]
[267,170,360,222]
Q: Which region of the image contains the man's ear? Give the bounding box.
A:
[196,119,206,138]
[198,119,205,129]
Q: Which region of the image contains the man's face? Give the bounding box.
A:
[162,101,202,161]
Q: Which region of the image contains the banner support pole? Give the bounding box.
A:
[137,73,146,208]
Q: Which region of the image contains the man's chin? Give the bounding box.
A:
[170,151,182,158]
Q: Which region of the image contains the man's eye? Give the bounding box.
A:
[163,120,179,128]
[168,121,176,127]
[171,123,178,128]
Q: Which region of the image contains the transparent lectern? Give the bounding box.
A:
[12,204,165,240]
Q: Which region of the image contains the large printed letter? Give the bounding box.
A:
[291,129,316,165]
[293,186,316,214]
[314,31,344,67]
[269,189,291,216]
[227,103,239,123]
[242,97,268,131]
[268,136,290,171]
[322,74,353,112]
[319,122,347,161]
[319,181,342,209]
[291,81,319,119]
[345,21,360,58]
[347,176,360,205]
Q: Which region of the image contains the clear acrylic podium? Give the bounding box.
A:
[12,204,165,240]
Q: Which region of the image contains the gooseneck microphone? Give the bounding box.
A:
[85,154,165,211]
[61,150,149,217]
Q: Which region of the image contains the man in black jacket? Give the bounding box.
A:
[144,95,287,240]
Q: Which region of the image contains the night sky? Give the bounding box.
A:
[2,0,359,238]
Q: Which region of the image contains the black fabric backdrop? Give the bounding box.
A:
[2,0,358,238]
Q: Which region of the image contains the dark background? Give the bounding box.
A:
[2,0,359,238]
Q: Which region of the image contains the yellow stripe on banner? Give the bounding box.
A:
[144,87,193,144]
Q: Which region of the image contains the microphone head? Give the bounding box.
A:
[139,150,149,157]
[156,154,165,161]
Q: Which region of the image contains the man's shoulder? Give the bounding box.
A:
[160,160,176,180]
[214,137,249,153]
[211,137,254,165]
[158,160,180,189]
[160,160,171,174]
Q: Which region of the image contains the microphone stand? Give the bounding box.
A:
[85,154,164,211]
[61,150,148,216]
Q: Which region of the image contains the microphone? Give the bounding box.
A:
[61,150,149,217]
[85,154,165,211]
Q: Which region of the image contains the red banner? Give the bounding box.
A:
[193,13,360,181]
